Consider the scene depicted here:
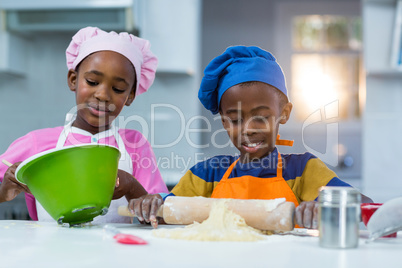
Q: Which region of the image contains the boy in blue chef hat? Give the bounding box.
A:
[129,46,373,228]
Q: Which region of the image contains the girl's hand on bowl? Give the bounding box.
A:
[0,162,31,202]
[113,169,147,200]
[128,194,164,228]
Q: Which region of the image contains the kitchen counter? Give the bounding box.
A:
[0,220,401,268]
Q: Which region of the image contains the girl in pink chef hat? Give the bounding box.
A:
[0,27,168,223]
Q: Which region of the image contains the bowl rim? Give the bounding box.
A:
[15,143,120,185]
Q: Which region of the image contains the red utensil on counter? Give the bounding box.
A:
[113,233,148,245]
[103,225,148,245]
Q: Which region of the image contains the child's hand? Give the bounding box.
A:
[0,162,31,202]
[295,201,319,229]
[128,194,164,228]
[113,169,148,200]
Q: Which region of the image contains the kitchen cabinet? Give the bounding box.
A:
[0,31,27,77]
[362,0,402,202]
[0,0,133,9]
[138,0,199,75]
[364,0,402,77]
[0,0,136,33]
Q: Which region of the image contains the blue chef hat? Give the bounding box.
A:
[198,46,287,114]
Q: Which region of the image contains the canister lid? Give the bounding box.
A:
[318,186,361,204]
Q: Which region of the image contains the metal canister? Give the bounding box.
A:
[318,186,361,248]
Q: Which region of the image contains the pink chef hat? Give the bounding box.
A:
[66,26,158,96]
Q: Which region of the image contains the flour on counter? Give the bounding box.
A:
[152,200,269,241]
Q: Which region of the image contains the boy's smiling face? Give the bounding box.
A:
[219,82,292,163]
[67,51,136,134]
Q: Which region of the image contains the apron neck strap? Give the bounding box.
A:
[276,134,294,146]
[222,158,240,180]
[56,113,133,174]
[276,153,283,178]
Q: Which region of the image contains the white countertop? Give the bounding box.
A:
[0,220,401,268]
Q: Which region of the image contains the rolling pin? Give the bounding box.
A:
[118,196,295,231]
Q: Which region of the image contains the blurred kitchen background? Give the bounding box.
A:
[0,0,401,219]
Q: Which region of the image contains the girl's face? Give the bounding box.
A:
[219,82,292,163]
[67,51,136,134]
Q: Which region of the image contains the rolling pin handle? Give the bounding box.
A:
[117,205,164,218]
[118,206,135,217]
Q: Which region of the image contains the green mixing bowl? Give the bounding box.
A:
[16,144,120,225]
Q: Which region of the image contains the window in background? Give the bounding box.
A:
[291,16,362,121]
